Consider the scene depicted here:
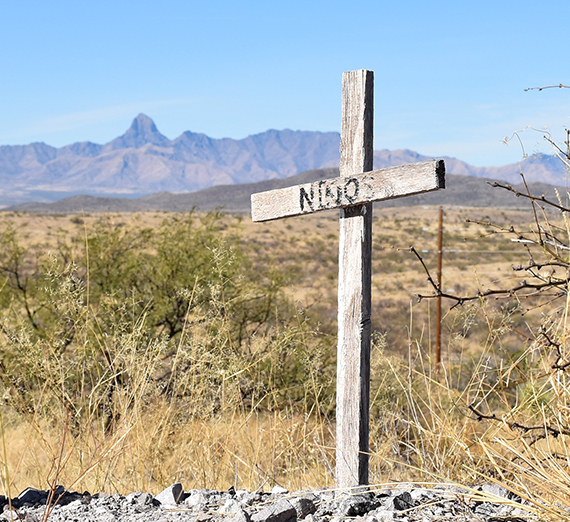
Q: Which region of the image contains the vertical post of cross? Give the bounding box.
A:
[436,206,443,370]
[250,68,445,488]
[336,69,374,489]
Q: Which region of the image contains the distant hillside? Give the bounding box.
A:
[0,113,568,207]
[7,168,564,215]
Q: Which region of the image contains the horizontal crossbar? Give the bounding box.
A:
[251,159,445,222]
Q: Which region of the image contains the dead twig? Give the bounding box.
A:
[468,404,570,445]
[524,84,570,91]
[410,246,569,308]
[488,181,570,214]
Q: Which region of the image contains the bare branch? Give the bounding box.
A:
[524,84,570,92]
[468,404,570,444]
[489,181,570,213]
[411,246,569,314]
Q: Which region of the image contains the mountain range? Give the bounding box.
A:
[0,113,567,207]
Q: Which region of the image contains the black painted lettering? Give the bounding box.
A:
[318,180,327,208]
[344,178,359,204]
[336,185,342,206]
[325,184,335,206]
[299,186,314,212]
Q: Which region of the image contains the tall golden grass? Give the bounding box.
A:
[0,205,569,522]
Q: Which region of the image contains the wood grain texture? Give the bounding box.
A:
[248,68,447,490]
[336,69,374,489]
[250,160,445,222]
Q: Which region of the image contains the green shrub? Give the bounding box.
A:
[0,212,335,430]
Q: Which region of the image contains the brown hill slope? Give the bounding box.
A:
[5,168,564,214]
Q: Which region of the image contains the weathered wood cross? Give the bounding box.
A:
[251,70,446,489]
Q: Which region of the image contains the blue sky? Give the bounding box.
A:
[1,0,569,167]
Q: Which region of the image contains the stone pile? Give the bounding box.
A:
[0,482,538,522]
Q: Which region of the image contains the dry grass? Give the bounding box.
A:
[0,408,335,495]
[1,204,568,522]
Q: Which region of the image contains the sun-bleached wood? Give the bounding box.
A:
[250,160,445,222]
[249,68,446,490]
[335,69,374,489]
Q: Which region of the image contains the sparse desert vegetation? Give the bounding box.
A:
[1,199,570,519]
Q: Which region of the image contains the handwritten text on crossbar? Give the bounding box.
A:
[251,159,445,222]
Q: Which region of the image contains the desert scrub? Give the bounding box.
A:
[0,212,337,493]
[0,205,565,507]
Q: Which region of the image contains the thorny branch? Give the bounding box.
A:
[488,181,570,214]
[410,246,569,309]
[468,404,570,445]
[413,168,570,310]
[535,327,570,370]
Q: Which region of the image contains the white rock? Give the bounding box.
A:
[220,499,240,515]
[185,490,207,507]
[155,483,184,506]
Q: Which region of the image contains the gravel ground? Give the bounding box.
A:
[0,482,540,522]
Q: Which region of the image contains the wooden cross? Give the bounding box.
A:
[251,69,445,488]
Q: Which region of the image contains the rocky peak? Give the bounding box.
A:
[106,114,171,150]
